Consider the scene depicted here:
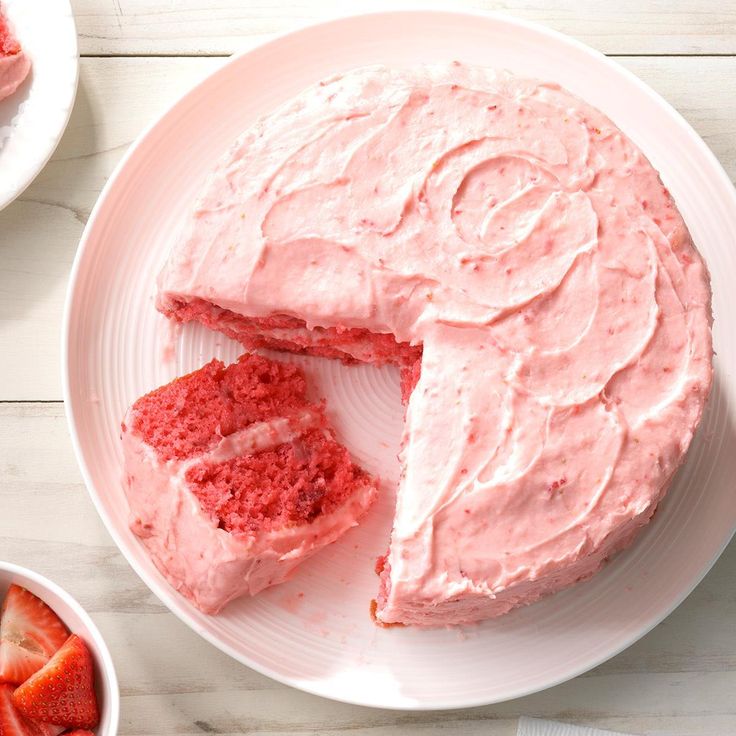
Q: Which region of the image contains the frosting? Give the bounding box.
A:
[0,50,29,102]
[122,409,376,614]
[158,63,713,625]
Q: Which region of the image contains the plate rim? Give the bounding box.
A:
[62,8,736,710]
[0,0,80,212]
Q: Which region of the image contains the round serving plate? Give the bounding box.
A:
[63,10,736,709]
[0,0,78,211]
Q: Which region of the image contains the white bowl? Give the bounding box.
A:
[0,562,119,734]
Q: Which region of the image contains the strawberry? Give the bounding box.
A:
[0,585,69,684]
[63,732,95,736]
[0,684,64,736]
[12,635,98,730]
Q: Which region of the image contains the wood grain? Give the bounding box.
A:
[1,55,734,402]
[70,0,736,56]
[1,403,735,734]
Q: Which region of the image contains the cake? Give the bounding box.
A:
[153,63,712,626]
[121,353,378,614]
[0,6,29,102]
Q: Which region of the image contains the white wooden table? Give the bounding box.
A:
[1,2,735,733]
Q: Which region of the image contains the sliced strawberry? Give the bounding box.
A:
[0,684,64,736]
[0,585,70,684]
[62,732,95,736]
[12,635,98,730]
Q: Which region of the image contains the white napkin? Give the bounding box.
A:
[518,717,638,736]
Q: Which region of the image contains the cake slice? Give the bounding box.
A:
[121,353,377,614]
[0,6,30,102]
[155,63,712,626]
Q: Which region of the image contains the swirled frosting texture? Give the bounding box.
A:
[158,64,713,626]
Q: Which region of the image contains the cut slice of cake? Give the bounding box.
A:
[0,6,30,102]
[121,353,377,614]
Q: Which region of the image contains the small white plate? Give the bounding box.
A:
[0,0,78,211]
[64,10,736,710]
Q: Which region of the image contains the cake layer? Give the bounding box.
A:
[156,63,713,626]
[127,352,310,461]
[122,354,377,613]
[159,297,421,367]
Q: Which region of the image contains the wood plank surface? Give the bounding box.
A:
[70,0,736,56]
[1,403,734,734]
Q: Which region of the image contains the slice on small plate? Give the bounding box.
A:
[0,0,78,211]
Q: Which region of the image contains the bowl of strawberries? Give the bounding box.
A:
[0,562,119,735]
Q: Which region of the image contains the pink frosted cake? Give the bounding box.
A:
[121,353,377,613]
[0,6,29,102]
[152,63,713,626]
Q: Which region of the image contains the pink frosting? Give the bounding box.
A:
[0,49,29,102]
[158,64,713,626]
[122,409,377,614]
